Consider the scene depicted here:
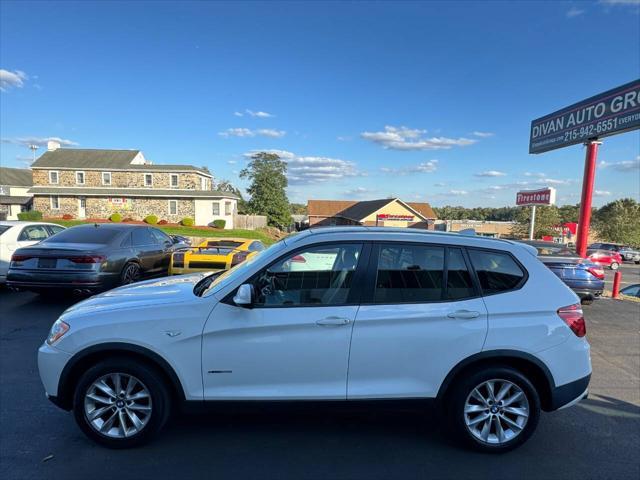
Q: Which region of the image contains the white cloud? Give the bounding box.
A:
[227,160,237,164]
[0,69,28,92]
[474,170,506,177]
[380,160,439,175]
[233,111,244,117]
[337,136,352,141]
[344,187,373,196]
[599,156,640,171]
[433,182,448,187]
[524,171,546,178]
[246,109,273,118]
[361,125,476,151]
[472,131,494,138]
[2,136,78,147]
[594,190,612,196]
[243,149,362,185]
[447,190,469,196]
[599,0,640,5]
[566,7,585,17]
[218,128,286,138]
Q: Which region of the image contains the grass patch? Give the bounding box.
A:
[49,220,277,245]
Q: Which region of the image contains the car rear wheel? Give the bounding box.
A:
[448,366,541,453]
[73,359,171,448]
[120,262,140,285]
[610,262,619,270]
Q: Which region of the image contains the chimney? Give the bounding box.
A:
[47,140,61,151]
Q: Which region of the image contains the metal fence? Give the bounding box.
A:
[234,214,267,230]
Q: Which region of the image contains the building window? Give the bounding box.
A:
[201,177,207,190]
[51,196,60,209]
[49,171,59,184]
[144,173,153,187]
[76,171,85,184]
[168,200,178,215]
[170,174,179,188]
[212,202,220,215]
[225,201,233,215]
[102,172,112,185]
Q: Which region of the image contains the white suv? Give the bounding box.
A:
[38,227,591,452]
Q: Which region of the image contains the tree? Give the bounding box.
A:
[289,203,307,215]
[593,198,640,247]
[512,205,561,239]
[240,152,291,228]
[558,204,580,224]
[214,179,247,213]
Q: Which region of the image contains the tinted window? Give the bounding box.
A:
[47,225,65,235]
[120,232,132,247]
[42,226,120,244]
[19,225,50,241]
[374,244,444,303]
[469,249,525,294]
[150,228,172,245]
[132,228,156,246]
[251,244,362,306]
[0,225,11,236]
[447,248,475,300]
[248,241,265,252]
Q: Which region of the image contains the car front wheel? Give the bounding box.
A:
[448,367,541,453]
[73,359,171,448]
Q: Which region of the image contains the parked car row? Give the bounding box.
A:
[587,242,640,268]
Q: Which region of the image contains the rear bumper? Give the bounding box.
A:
[549,374,591,410]
[7,270,120,291]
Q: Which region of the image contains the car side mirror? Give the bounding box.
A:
[233,284,253,307]
[172,236,180,244]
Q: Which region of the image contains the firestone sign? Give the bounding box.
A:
[516,187,556,206]
[529,79,640,154]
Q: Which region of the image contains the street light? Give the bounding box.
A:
[28,144,39,162]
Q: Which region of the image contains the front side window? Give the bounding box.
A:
[150,228,172,245]
[144,173,153,187]
[168,200,178,215]
[170,174,179,188]
[76,171,85,184]
[49,171,59,184]
[212,202,220,215]
[468,249,525,294]
[250,243,362,307]
[132,228,155,246]
[51,196,60,209]
[47,225,65,235]
[374,244,444,303]
[102,172,112,185]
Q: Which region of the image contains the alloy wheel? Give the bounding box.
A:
[84,373,152,438]
[463,379,529,445]
[122,264,140,284]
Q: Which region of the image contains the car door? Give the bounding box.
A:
[347,243,488,399]
[131,227,161,274]
[149,228,175,272]
[201,242,368,400]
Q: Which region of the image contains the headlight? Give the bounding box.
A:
[46,319,70,345]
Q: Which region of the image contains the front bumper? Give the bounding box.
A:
[38,343,72,407]
[7,270,119,291]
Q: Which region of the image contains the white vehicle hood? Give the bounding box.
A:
[63,273,210,316]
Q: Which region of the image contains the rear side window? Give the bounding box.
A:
[132,228,155,246]
[446,248,475,300]
[469,249,525,294]
[374,244,444,303]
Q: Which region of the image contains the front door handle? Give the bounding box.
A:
[316,317,351,326]
[447,310,481,319]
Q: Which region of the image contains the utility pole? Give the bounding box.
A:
[29,144,39,163]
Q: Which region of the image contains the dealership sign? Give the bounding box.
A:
[516,187,556,206]
[529,79,640,154]
[376,214,414,221]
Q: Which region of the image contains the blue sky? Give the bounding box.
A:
[1,0,639,207]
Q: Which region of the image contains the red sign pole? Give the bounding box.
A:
[575,140,601,257]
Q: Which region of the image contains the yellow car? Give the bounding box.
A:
[169,238,265,275]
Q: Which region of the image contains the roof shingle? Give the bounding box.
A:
[0,167,33,187]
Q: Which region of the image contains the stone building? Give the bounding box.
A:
[28,141,238,227]
[0,167,33,220]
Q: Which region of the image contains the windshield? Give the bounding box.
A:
[0,226,12,236]
[533,244,576,257]
[196,238,287,297]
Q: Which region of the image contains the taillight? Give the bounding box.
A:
[173,253,185,268]
[290,254,306,263]
[587,266,605,280]
[230,251,249,267]
[67,255,106,264]
[558,304,586,337]
[11,254,32,262]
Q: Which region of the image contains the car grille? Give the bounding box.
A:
[189,261,227,269]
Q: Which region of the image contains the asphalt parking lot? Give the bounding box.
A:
[604,262,639,292]
[1,284,639,480]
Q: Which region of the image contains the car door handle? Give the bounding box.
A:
[316,317,351,326]
[447,310,481,319]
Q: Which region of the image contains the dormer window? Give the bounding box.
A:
[144,173,153,187]
[76,171,85,185]
[170,174,179,188]
[49,171,59,184]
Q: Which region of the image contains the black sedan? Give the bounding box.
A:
[7,223,185,294]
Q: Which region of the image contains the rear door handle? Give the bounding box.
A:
[447,310,481,319]
[316,317,351,326]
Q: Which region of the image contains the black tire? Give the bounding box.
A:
[581,297,594,306]
[72,358,171,448]
[635,260,639,265]
[120,262,141,286]
[447,366,541,453]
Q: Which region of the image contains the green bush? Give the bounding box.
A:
[211,219,226,229]
[109,212,122,223]
[17,211,43,221]
[144,215,158,225]
[180,217,194,227]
